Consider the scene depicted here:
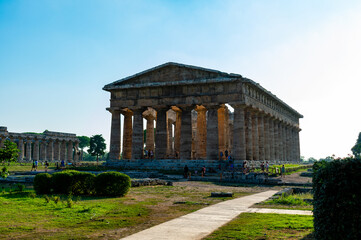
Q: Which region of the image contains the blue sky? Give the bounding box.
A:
[1,0,361,159]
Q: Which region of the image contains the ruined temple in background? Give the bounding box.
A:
[103,62,303,169]
[0,126,80,162]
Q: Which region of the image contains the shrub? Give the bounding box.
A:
[16,183,25,192]
[34,173,52,194]
[95,171,131,197]
[313,158,361,240]
[52,170,95,195]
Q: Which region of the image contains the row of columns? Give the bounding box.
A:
[109,104,300,161]
[0,137,79,162]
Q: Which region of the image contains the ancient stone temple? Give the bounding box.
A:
[103,62,302,169]
[0,126,80,162]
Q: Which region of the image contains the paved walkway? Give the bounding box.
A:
[121,190,278,240]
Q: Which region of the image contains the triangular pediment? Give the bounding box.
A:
[104,62,240,90]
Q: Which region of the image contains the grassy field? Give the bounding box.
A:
[204,213,314,240]
[254,193,313,211]
[0,182,256,239]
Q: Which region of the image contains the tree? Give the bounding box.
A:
[77,136,90,161]
[87,135,106,164]
[0,140,19,178]
[351,132,361,158]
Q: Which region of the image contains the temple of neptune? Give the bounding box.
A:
[0,126,80,163]
[103,62,303,170]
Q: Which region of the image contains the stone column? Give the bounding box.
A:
[18,138,24,161]
[109,109,121,160]
[74,141,80,162]
[167,119,174,157]
[174,110,181,158]
[224,109,230,151]
[232,104,246,160]
[283,124,287,161]
[286,126,291,161]
[217,106,226,154]
[196,107,207,159]
[33,139,40,161]
[155,108,168,159]
[26,139,32,161]
[145,115,155,152]
[206,105,219,160]
[179,106,193,159]
[278,123,284,161]
[252,111,259,160]
[131,108,144,159]
[274,120,279,161]
[295,128,301,162]
[269,118,275,160]
[40,141,47,161]
[123,111,133,160]
[264,115,270,160]
[67,141,73,161]
[258,113,265,161]
[61,140,67,161]
[47,139,54,161]
[245,109,253,160]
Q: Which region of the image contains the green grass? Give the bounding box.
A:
[0,182,253,239]
[204,213,314,240]
[256,193,313,211]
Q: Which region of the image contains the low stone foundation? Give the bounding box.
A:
[106,159,298,171]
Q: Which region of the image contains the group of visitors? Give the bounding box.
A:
[260,161,270,173]
[144,149,154,159]
[183,165,207,179]
[219,149,230,160]
[30,160,50,172]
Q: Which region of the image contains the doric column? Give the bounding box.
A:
[145,115,155,152]
[274,120,279,161]
[167,118,174,157]
[123,111,133,160]
[283,124,287,161]
[109,109,121,160]
[179,106,193,159]
[278,122,284,161]
[47,139,54,161]
[287,126,291,161]
[295,128,301,162]
[40,141,47,161]
[61,140,66,161]
[174,110,181,158]
[269,118,275,160]
[252,111,259,160]
[18,138,24,161]
[131,108,144,159]
[217,105,226,154]
[196,107,207,159]
[224,109,230,151]
[206,105,219,160]
[264,115,270,160]
[155,108,168,159]
[67,141,73,161]
[232,104,246,160]
[33,139,40,161]
[26,139,32,161]
[74,141,80,162]
[258,113,265,161]
[245,108,253,160]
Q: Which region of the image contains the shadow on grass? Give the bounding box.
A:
[0,191,117,201]
[208,181,279,188]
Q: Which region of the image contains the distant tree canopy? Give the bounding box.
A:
[77,136,90,150]
[351,132,361,158]
[87,135,106,163]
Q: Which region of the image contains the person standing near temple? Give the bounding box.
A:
[225,149,229,159]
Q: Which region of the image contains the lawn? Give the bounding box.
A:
[204,213,314,240]
[0,181,255,239]
[254,193,313,211]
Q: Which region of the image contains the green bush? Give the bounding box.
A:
[34,173,52,194]
[52,170,95,195]
[95,171,131,197]
[313,158,361,240]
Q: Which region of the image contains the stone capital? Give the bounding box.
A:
[178,104,195,112]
